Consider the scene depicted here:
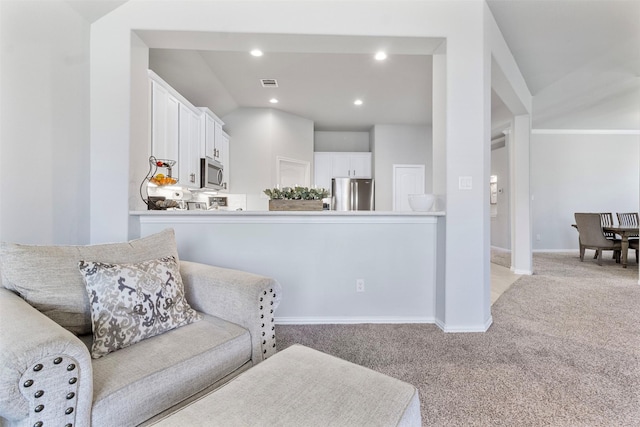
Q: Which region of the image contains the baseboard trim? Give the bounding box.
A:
[434,316,493,333]
[277,316,495,332]
[532,129,640,135]
[490,245,510,252]
[532,249,578,253]
[275,316,435,325]
[511,267,533,275]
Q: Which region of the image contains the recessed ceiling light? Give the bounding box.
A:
[250,49,263,57]
[374,51,387,61]
[269,98,279,104]
[354,99,363,106]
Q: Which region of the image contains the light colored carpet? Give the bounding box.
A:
[276,252,640,426]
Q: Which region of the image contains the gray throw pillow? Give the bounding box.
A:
[78,255,201,359]
[0,229,179,334]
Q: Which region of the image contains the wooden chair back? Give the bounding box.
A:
[616,212,639,228]
[599,213,616,240]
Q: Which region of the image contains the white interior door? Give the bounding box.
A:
[393,165,426,211]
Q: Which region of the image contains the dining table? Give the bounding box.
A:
[602,225,639,268]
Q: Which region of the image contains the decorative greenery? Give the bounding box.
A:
[264,186,329,200]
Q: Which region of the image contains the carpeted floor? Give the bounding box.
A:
[276,252,640,426]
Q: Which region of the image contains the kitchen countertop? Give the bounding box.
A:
[130,210,445,216]
[130,209,445,224]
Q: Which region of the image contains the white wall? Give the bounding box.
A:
[314,131,371,152]
[0,0,90,244]
[490,143,510,249]
[531,132,640,251]
[222,108,314,210]
[138,214,442,323]
[371,125,432,212]
[89,0,529,331]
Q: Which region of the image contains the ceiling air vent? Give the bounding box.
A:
[260,79,278,88]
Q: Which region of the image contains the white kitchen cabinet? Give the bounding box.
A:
[214,121,224,162]
[331,152,371,178]
[150,70,205,189]
[200,108,225,163]
[202,112,215,159]
[178,104,202,189]
[220,131,230,190]
[151,80,179,176]
[313,153,334,191]
[314,152,372,190]
[347,153,372,178]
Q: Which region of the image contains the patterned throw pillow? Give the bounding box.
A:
[0,229,180,335]
[78,256,201,359]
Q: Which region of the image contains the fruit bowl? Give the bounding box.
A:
[150,174,177,186]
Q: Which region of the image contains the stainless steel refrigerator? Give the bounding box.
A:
[331,178,375,211]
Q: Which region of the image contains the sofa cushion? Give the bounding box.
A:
[88,313,252,426]
[78,255,201,358]
[0,229,179,335]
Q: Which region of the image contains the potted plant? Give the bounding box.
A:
[263,186,329,211]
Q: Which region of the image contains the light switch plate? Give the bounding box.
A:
[459,176,473,190]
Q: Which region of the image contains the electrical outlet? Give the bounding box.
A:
[536,233,541,241]
[356,279,365,292]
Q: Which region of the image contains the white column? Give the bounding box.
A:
[440,9,492,332]
[432,48,447,327]
[510,114,533,275]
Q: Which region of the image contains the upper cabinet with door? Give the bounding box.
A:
[331,153,371,178]
[314,152,372,190]
[178,104,201,188]
[220,131,230,189]
[150,78,179,173]
[149,70,204,190]
[200,108,225,163]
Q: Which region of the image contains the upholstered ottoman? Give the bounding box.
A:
[152,344,421,426]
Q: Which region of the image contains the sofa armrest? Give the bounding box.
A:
[0,288,92,427]
[179,261,282,363]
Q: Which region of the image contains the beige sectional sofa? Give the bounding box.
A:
[0,229,281,427]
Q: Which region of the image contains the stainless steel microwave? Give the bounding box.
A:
[200,158,225,190]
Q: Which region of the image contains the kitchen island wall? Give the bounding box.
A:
[131,210,445,325]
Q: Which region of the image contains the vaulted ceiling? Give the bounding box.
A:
[68,0,640,134]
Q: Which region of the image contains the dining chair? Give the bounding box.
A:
[595,213,620,259]
[616,212,639,237]
[574,213,622,266]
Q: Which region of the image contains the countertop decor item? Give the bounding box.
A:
[264,186,329,211]
[140,156,178,210]
[408,194,435,212]
[263,186,329,201]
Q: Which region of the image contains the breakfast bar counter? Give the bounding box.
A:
[130,210,445,325]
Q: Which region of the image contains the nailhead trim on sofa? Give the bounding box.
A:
[259,288,278,360]
[19,355,80,427]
